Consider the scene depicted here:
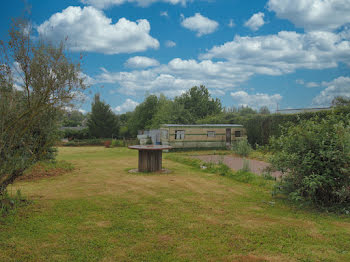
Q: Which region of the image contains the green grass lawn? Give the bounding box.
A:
[1,147,350,262]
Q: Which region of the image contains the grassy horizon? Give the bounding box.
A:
[1,147,349,261]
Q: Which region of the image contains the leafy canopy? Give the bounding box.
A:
[0,18,85,193]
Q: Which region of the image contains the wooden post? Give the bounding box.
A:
[138,150,163,172]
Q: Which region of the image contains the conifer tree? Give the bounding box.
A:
[88,94,119,138]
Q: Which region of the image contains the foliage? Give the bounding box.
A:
[149,95,193,128]
[111,139,124,147]
[232,139,252,157]
[127,95,159,136]
[0,18,85,193]
[87,94,119,138]
[332,96,350,107]
[175,85,222,121]
[61,110,86,127]
[165,153,270,187]
[259,106,270,115]
[0,189,28,217]
[62,128,89,140]
[63,138,108,146]
[240,158,251,172]
[270,112,350,211]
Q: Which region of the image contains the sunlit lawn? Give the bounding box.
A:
[1,147,350,261]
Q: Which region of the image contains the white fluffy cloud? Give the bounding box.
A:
[312,76,350,106]
[124,56,160,68]
[268,0,350,31]
[306,82,319,88]
[95,58,252,96]
[244,12,265,31]
[114,98,140,113]
[165,40,176,47]
[37,6,159,54]
[93,27,350,97]
[181,13,219,37]
[81,0,189,9]
[201,30,350,74]
[296,79,320,88]
[230,91,282,110]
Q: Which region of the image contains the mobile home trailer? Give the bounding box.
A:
[160,124,246,149]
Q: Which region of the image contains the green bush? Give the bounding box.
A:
[63,139,107,146]
[270,112,350,212]
[62,128,90,140]
[232,139,252,157]
[111,140,124,147]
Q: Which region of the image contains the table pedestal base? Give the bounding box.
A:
[138,150,162,172]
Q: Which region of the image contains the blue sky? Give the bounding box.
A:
[1,0,350,113]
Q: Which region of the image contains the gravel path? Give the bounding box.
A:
[191,155,282,178]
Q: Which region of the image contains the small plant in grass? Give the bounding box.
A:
[232,139,252,157]
[104,140,112,148]
[240,158,251,173]
[1,189,28,217]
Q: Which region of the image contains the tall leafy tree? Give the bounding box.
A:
[0,18,85,193]
[150,95,192,128]
[87,94,119,138]
[175,85,222,121]
[128,94,159,135]
[61,110,86,127]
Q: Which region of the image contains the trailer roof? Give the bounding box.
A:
[161,124,243,127]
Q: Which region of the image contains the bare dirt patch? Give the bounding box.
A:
[17,163,72,182]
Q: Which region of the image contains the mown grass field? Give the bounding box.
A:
[1,147,350,261]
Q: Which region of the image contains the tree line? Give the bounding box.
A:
[64,85,272,140]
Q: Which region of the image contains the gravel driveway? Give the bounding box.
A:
[191,155,282,178]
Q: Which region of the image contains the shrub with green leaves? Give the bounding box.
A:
[111,140,124,147]
[270,112,350,211]
[232,139,252,157]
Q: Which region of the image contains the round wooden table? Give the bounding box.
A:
[128,145,172,172]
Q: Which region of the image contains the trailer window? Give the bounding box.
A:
[175,130,185,140]
[207,131,215,137]
[235,131,241,137]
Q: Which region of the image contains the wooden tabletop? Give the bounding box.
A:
[128,145,172,151]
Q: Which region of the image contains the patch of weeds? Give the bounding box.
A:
[165,154,202,169]
[241,158,251,173]
[232,139,252,157]
[0,189,30,217]
[261,167,276,181]
[167,154,272,188]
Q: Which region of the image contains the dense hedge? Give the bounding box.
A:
[61,128,90,140]
[199,107,350,147]
[62,138,138,147]
[245,107,350,147]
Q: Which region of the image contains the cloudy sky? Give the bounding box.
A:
[2,0,350,113]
